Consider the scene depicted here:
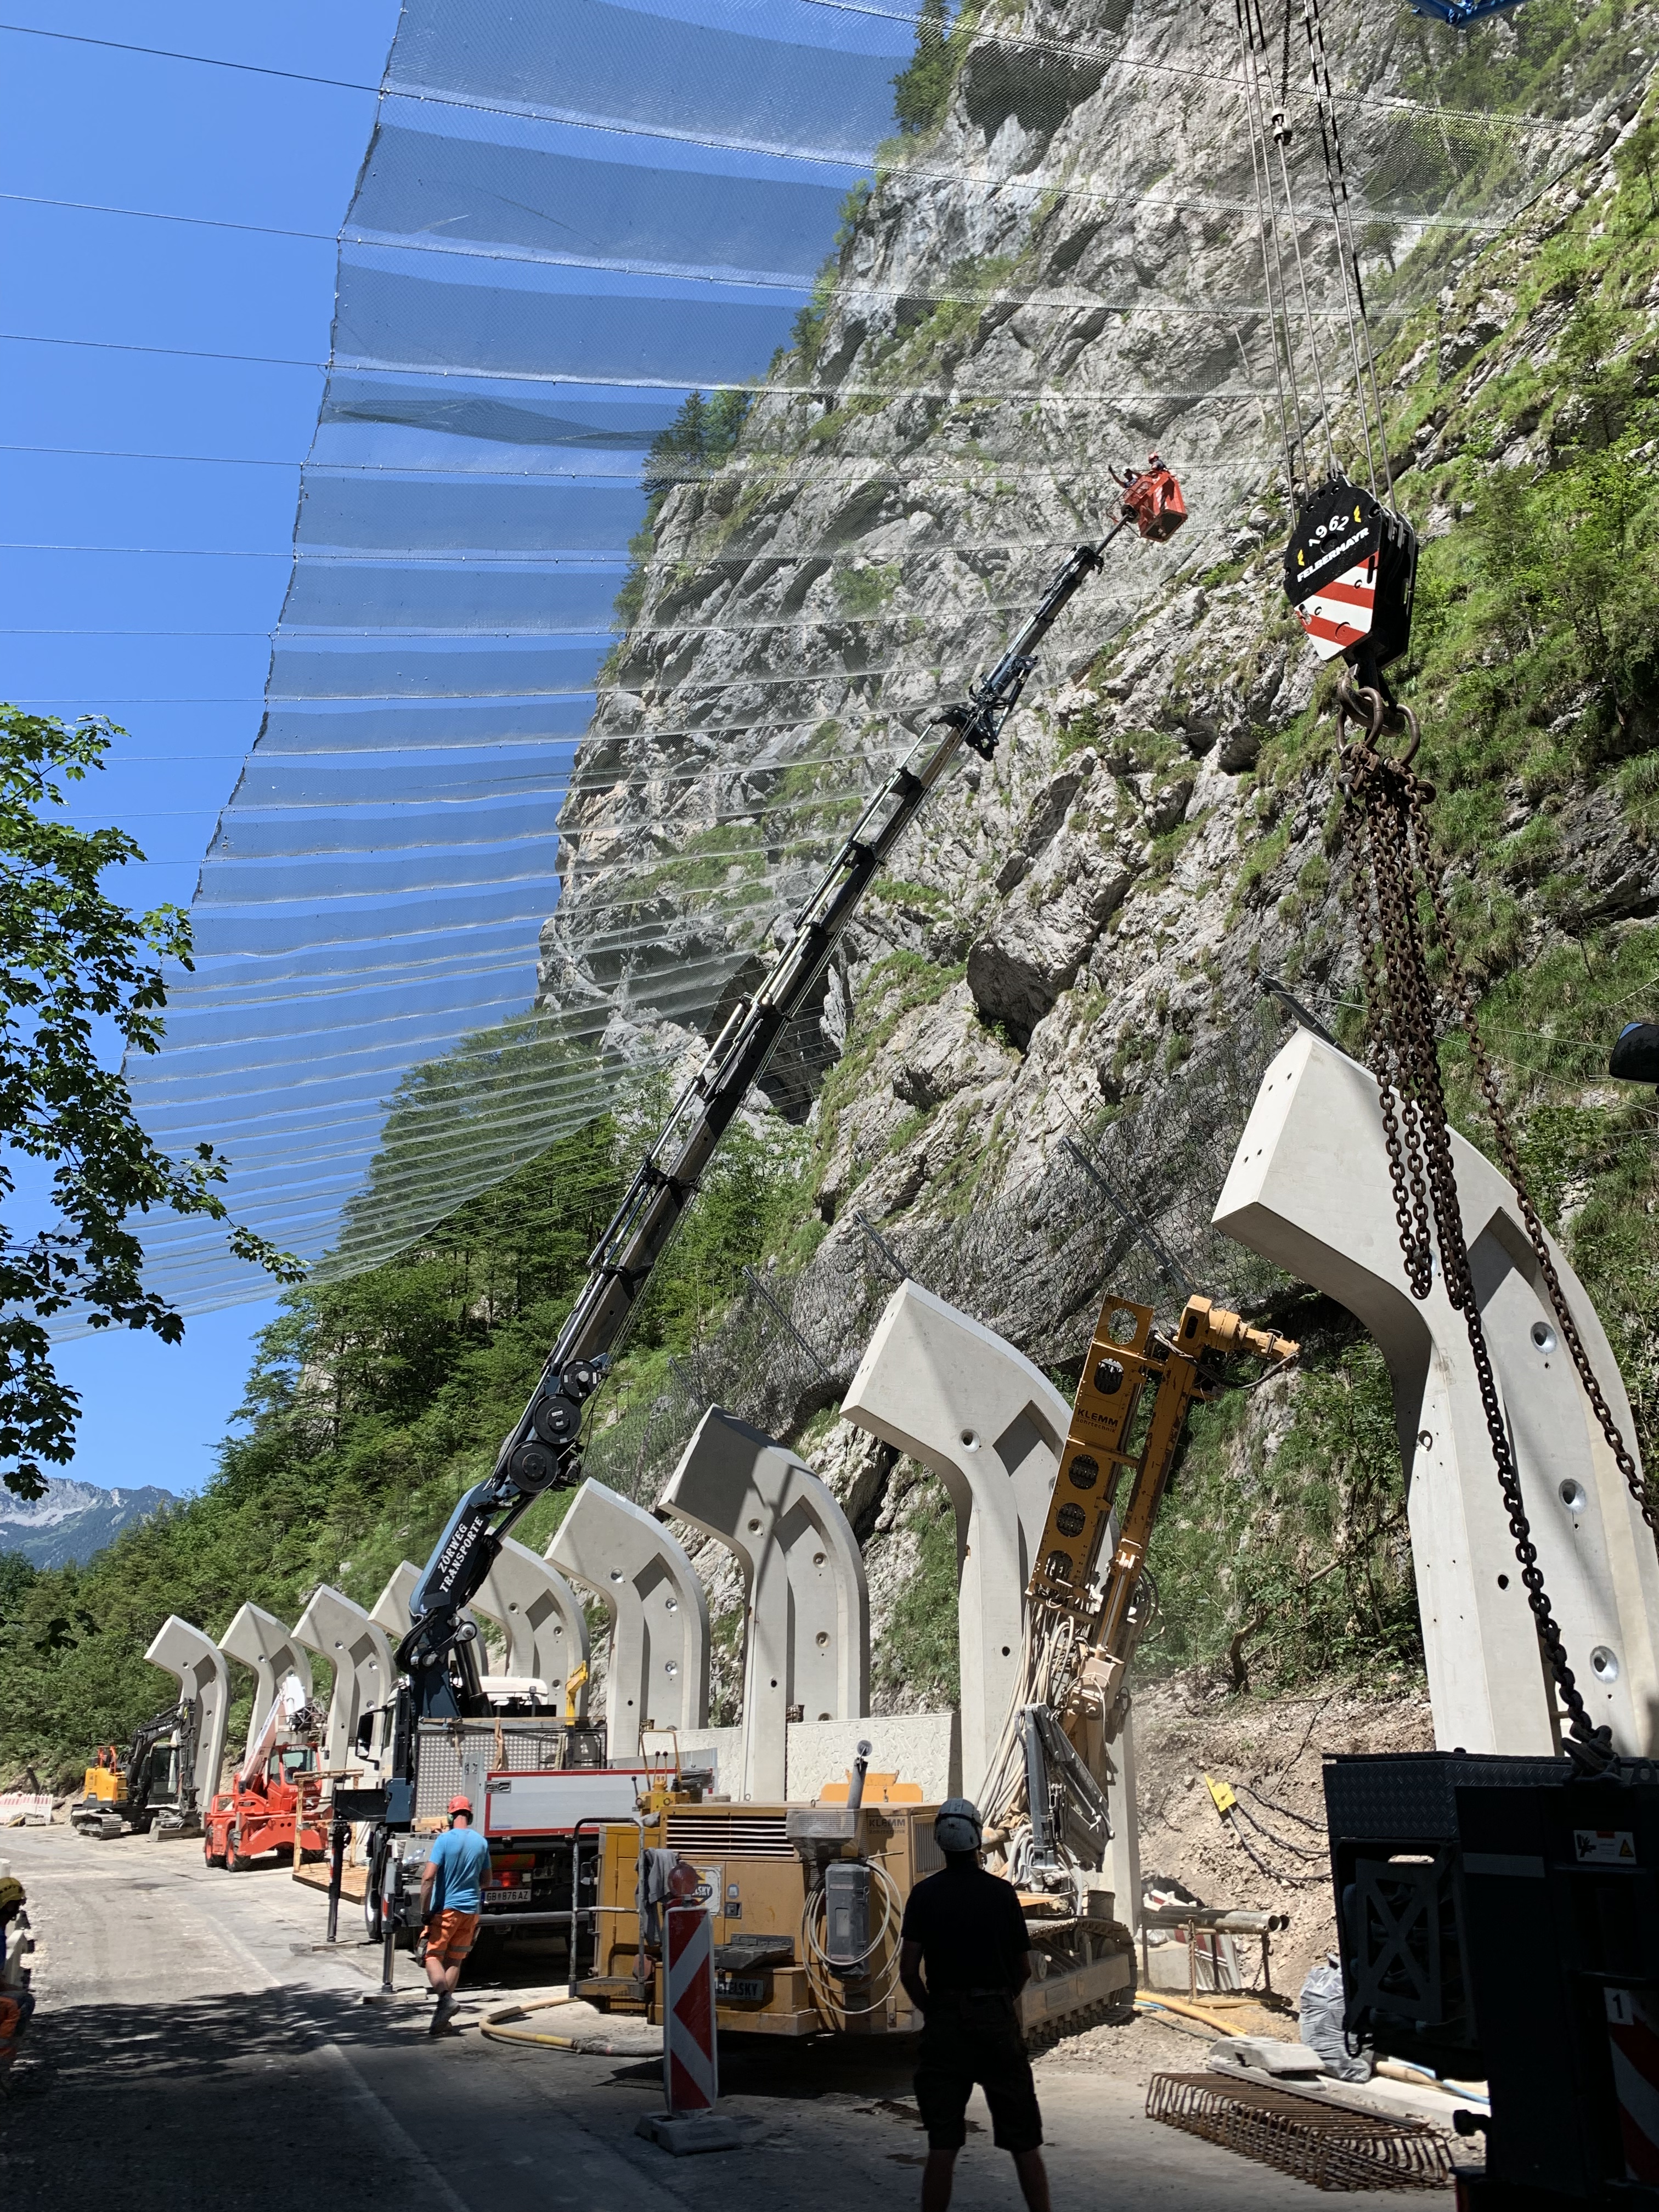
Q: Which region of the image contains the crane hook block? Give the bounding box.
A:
[1285,477,1417,684]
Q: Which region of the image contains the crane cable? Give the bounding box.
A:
[1302,0,1398,511]
[1234,0,1313,500]
[1338,681,1658,1771]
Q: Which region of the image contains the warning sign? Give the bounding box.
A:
[1576,1830,1638,1865]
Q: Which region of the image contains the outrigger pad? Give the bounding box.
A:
[1284,476,1417,676]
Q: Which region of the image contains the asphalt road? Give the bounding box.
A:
[1,1824,1405,2211]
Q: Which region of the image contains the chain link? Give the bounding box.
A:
[1335,679,1647,1768]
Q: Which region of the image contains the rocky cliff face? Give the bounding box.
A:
[545,2,1659,1701]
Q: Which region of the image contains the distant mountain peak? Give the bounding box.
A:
[0,1476,172,1568]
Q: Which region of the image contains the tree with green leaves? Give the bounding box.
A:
[892,0,955,137]
[0,706,302,1501]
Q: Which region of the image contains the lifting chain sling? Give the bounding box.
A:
[1338,679,1655,1768]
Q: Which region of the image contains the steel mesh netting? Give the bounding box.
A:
[114,0,1644,1314]
[583,1005,1293,1506]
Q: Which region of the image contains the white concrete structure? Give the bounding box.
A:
[549,1481,709,1753]
[294,1586,396,1775]
[369,1561,423,1643]
[219,1604,313,1761]
[1216,1026,1659,1757]
[659,1408,870,1801]
[842,1283,1065,1788]
[145,1615,232,1812]
[666,1714,960,1805]
[473,1538,591,1716]
[840,1280,1139,1921]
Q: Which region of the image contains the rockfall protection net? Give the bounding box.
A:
[121,0,1641,1313]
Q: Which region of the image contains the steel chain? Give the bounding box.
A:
[1336,680,1633,1767]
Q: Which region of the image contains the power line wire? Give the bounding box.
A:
[1,188,337,244]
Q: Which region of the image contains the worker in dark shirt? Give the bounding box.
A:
[899,1798,1049,2212]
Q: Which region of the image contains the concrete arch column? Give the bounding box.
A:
[548,1481,709,1754]
[369,1562,422,1644]
[294,1587,395,1774]
[145,1616,232,1815]
[1216,1026,1659,1757]
[840,1281,1139,1918]
[219,1604,313,1760]
[840,1280,1066,1791]
[659,1407,870,1802]
[472,1537,591,1714]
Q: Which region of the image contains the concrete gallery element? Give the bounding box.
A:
[369,1561,425,1643]
[294,1586,396,1776]
[472,1537,591,1715]
[549,1481,709,1750]
[219,1604,314,1760]
[840,1280,1139,1922]
[145,1615,232,1816]
[1216,1026,1659,1757]
[659,1407,870,1802]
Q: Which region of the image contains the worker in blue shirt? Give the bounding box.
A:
[419,1795,492,2036]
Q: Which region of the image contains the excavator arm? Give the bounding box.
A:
[396,478,1186,1730]
[995,1288,1296,1879]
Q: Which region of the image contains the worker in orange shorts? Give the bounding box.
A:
[419,1795,491,2036]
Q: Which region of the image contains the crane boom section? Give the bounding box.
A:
[396,514,1190,1719]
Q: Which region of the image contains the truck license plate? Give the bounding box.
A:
[716,1974,766,2001]
[488,1887,532,1906]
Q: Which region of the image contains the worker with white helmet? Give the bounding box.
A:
[898,1799,1049,2212]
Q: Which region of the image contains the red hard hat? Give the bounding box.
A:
[448,1795,473,1816]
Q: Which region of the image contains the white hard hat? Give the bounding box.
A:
[934,1798,984,1854]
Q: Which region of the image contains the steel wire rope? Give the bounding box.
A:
[1302,0,1397,509]
[0,16,1590,139]
[1297,4,1378,501]
[1256,0,1339,481]
[1234,0,1313,498]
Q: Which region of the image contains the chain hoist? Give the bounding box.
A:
[1338,680,1655,1768]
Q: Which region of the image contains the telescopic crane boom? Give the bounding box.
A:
[394,465,1187,1735]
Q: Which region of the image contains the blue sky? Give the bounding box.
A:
[4,2,403,1494]
[4,0,912,1503]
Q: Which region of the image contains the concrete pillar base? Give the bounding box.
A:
[635,2111,764,2156]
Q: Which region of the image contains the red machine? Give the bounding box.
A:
[1114,453,1188,543]
[204,1745,326,1871]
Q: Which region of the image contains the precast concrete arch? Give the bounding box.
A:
[840,1280,1067,1790]
[218,1604,313,1760]
[472,1536,590,1713]
[294,1586,395,1775]
[1216,1026,1659,1757]
[659,1407,870,1801]
[548,1481,708,1753]
[145,1616,232,1815]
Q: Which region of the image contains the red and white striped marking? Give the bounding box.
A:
[1295,555,1378,661]
[664,1903,719,2114]
[1606,1988,1659,2181]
